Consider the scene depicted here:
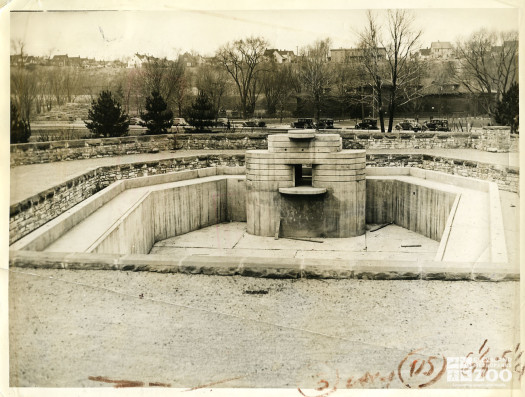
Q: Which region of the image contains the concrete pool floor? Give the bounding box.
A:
[151,222,440,262]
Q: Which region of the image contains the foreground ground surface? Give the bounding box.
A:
[10,269,520,389]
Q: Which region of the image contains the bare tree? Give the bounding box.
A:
[298,38,333,123]
[195,64,229,119]
[358,13,387,131]
[49,67,67,106]
[383,10,422,131]
[453,29,518,115]
[139,56,187,115]
[216,36,268,118]
[63,67,82,103]
[10,40,38,121]
[358,10,422,132]
[261,61,297,122]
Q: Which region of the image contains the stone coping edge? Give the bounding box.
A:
[9,251,519,282]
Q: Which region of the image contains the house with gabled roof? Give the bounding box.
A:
[430,42,454,59]
[264,49,295,63]
[51,55,69,66]
[127,53,156,68]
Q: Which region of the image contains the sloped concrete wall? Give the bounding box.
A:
[366,179,457,241]
[88,177,245,255]
[151,180,228,243]
[91,193,155,255]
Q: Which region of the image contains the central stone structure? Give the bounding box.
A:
[246,130,366,238]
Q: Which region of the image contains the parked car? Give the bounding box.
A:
[173,117,188,126]
[243,120,266,128]
[423,119,450,131]
[291,118,315,129]
[214,118,229,127]
[395,119,422,132]
[355,118,378,130]
[316,118,334,129]
[129,117,144,125]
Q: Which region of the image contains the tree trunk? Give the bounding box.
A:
[376,81,385,132]
[388,95,395,132]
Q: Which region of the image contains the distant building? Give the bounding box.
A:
[418,48,431,60]
[180,52,204,67]
[264,49,295,63]
[127,53,152,68]
[430,41,454,59]
[68,56,82,67]
[51,55,69,66]
[329,47,387,63]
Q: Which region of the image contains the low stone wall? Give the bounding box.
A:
[10,128,515,166]
[9,152,518,246]
[367,153,519,193]
[9,154,245,244]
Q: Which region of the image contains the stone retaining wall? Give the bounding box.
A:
[10,128,516,166]
[367,153,519,193]
[9,154,245,244]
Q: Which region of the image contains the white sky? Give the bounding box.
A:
[10,7,519,60]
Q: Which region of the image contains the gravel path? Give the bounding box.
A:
[9,269,520,389]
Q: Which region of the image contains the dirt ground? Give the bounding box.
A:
[9,268,520,389]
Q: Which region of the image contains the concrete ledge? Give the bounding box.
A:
[278,186,327,195]
[180,256,243,276]
[9,251,519,282]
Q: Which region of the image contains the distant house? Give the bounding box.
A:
[51,55,69,66]
[330,47,387,63]
[492,40,518,56]
[68,56,82,67]
[180,52,203,67]
[430,42,454,59]
[264,49,295,63]
[418,48,431,60]
[127,53,148,68]
[200,56,216,65]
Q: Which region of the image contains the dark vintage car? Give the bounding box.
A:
[291,118,315,129]
[316,118,334,129]
[423,119,450,131]
[355,118,378,130]
[244,120,266,128]
[395,119,422,132]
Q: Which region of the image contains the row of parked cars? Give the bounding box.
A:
[129,117,267,128]
[355,118,450,132]
[290,118,335,129]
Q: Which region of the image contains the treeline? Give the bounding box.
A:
[10,9,518,140]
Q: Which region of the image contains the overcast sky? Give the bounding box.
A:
[10,8,519,60]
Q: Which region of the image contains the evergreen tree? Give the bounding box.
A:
[10,101,31,144]
[187,91,216,131]
[141,90,173,134]
[85,90,129,137]
[494,83,519,134]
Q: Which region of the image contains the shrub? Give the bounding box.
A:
[85,90,129,137]
[141,91,174,135]
[494,82,519,134]
[10,101,31,144]
[186,91,216,131]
